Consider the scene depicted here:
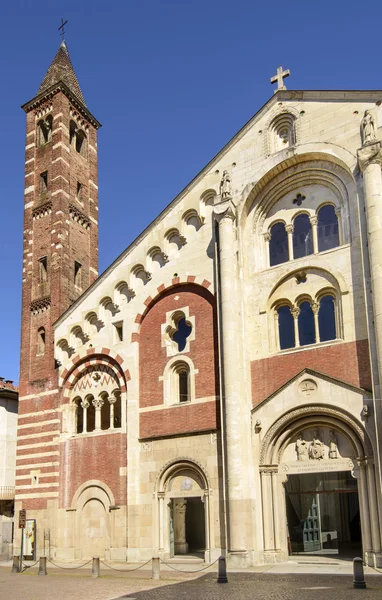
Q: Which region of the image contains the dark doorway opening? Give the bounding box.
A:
[185,497,205,553]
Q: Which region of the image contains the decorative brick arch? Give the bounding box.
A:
[60,346,130,397]
[130,275,212,343]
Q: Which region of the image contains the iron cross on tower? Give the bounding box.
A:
[270,66,290,92]
[58,18,68,41]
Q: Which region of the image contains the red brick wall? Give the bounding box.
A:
[251,339,372,406]
[59,433,127,508]
[139,284,219,437]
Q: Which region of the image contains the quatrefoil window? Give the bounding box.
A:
[166,311,193,353]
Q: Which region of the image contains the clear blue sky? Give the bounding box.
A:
[0,0,381,383]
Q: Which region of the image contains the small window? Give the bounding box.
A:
[179,369,190,402]
[76,130,86,155]
[319,295,336,342]
[114,322,123,342]
[37,327,46,355]
[318,205,339,252]
[293,214,313,259]
[86,397,95,432]
[101,394,110,431]
[76,181,83,199]
[40,171,48,194]
[74,261,82,288]
[269,222,289,266]
[298,301,316,346]
[75,399,83,434]
[39,257,48,283]
[277,305,295,350]
[113,392,122,428]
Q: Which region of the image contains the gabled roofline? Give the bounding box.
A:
[54,89,382,327]
[21,81,101,129]
[251,367,372,413]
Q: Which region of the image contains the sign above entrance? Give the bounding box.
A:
[280,458,354,475]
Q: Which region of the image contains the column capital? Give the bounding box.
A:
[357,141,382,173]
[309,215,318,226]
[285,224,294,234]
[291,307,300,319]
[213,197,237,223]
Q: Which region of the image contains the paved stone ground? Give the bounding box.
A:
[0,569,382,600]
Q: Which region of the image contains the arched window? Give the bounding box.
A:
[100,393,109,430]
[269,222,289,266]
[178,368,190,403]
[298,301,316,346]
[113,391,122,428]
[86,396,96,432]
[76,130,87,155]
[37,327,46,355]
[293,214,313,259]
[318,205,339,252]
[318,295,336,342]
[37,115,52,146]
[277,306,295,350]
[74,398,83,434]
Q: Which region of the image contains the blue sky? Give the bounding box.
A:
[1,0,381,383]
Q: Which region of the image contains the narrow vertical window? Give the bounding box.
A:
[87,396,95,432]
[40,171,48,194]
[39,257,48,283]
[76,181,83,200]
[38,115,52,146]
[113,322,123,342]
[76,399,83,434]
[113,392,122,428]
[277,305,295,350]
[101,394,110,431]
[179,369,189,402]
[318,295,336,342]
[74,261,82,288]
[37,327,46,355]
[317,205,339,252]
[298,301,316,346]
[293,214,313,259]
[269,222,289,266]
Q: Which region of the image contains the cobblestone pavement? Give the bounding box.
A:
[0,569,382,600]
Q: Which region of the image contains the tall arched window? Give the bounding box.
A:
[277,305,295,350]
[37,115,52,146]
[298,301,316,346]
[269,222,289,266]
[179,368,190,403]
[113,391,122,428]
[75,398,83,434]
[318,205,339,252]
[318,295,336,342]
[86,396,96,432]
[293,214,313,259]
[100,393,110,430]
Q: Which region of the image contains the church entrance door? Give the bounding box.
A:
[285,471,361,556]
[171,497,206,557]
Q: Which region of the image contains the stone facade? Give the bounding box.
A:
[15,45,382,567]
[0,379,18,558]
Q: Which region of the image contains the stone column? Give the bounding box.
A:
[214,196,247,557]
[291,307,300,348]
[311,301,320,343]
[174,499,188,555]
[109,395,116,430]
[358,142,382,543]
[271,470,281,550]
[366,460,381,554]
[81,399,89,433]
[310,216,318,253]
[260,470,274,551]
[357,460,372,555]
[264,232,271,267]
[335,207,343,245]
[158,493,165,551]
[285,224,294,260]
[93,397,104,431]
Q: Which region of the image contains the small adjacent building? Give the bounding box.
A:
[0,378,18,558]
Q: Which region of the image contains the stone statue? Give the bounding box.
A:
[361,110,377,146]
[309,429,325,460]
[296,434,309,461]
[220,170,232,199]
[328,429,338,459]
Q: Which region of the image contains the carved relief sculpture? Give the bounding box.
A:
[219,170,232,199]
[328,429,338,459]
[361,110,377,146]
[296,434,309,461]
[309,429,325,460]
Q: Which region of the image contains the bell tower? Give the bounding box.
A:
[19,41,100,397]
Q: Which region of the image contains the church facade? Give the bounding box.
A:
[14,42,382,567]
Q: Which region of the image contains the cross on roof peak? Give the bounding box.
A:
[270,66,290,93]
[58,18,68,41]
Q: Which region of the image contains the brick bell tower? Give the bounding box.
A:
[16,42,100,517]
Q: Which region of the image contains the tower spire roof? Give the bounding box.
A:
[38,40,86,106]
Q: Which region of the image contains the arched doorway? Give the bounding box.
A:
[259,405,381,567]
[155,460,212,561]
[72,481,113,559]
